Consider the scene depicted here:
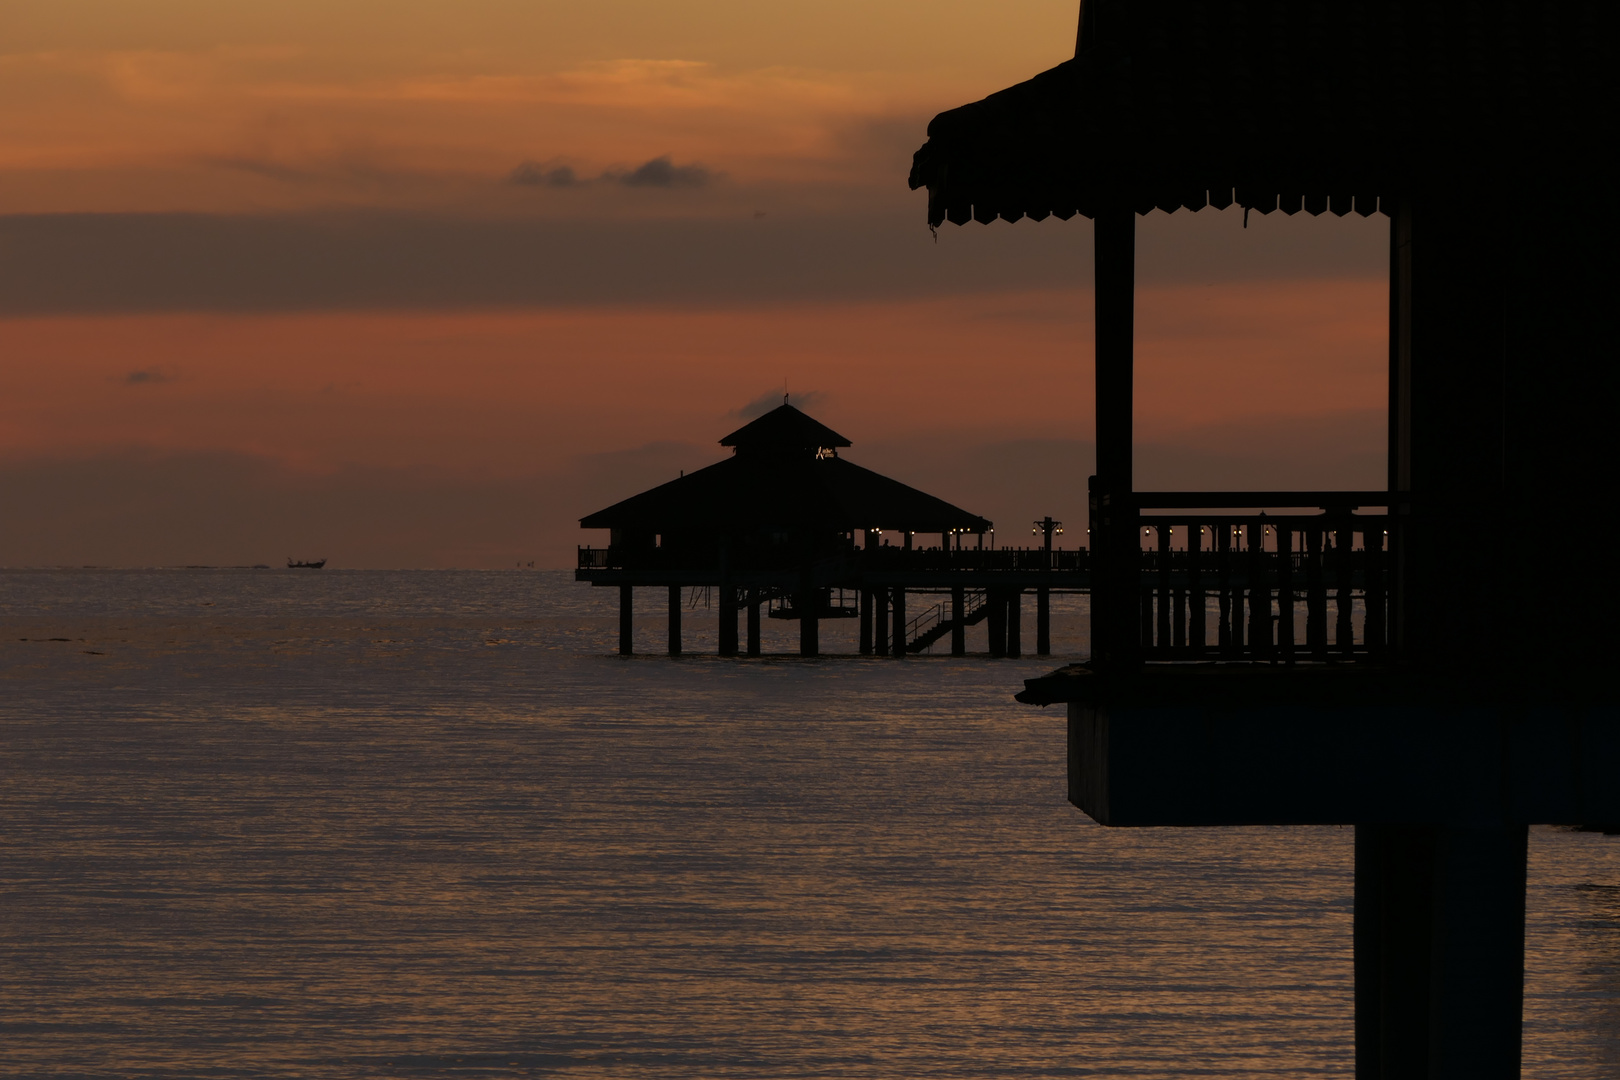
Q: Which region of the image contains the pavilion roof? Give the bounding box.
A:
[719,403,852,451]
[582,405,990,534]
[580,454,990,535]
[909,0,1602,227]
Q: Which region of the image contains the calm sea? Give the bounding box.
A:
[2,570,1615,1078]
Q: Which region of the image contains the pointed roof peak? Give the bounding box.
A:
[719,403,851,451]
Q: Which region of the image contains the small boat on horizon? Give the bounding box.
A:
[287,558,327,569]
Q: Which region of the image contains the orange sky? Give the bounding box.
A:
[0,2,1388,567]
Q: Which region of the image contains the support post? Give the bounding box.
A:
[875,588,889,655]
[859,588,874,655]
[718,585,738,657]
[1092,206,1137,668]
[799,583,819,657]
[1037,515,1055,656]
[988,588,1007,658]
[667,584,682,655]
[618,584,633,655]
[952,586,966,657]
[746,590,761,656]
[1007,589,1022,658]
[891,587,906,657]
[1355,824,1527,1079]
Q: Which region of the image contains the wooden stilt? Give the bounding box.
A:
[746,590,761,656]
[718,584,738,657]
[1007,589,1022,658]
[859,588,873,655]
[618,584,633,655]
[891,587,906,657]
[952,586,967,656]
[667,584,682,655]
[984,592,997,660]
[875,588,889,655]
[799,583,819,657]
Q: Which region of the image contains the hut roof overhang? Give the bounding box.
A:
[581,404,990,535]
[908,0,1603,227]
[580,455,991,535]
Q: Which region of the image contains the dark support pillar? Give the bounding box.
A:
[718,585,738,657]
[859,589,874,655]
[667,584,682,655]
[618,584,633,655]
[988,588,1007,658]
[875,588,889,656]
[951,586,966,657]
[1007,589,1022,658]
[891,587,907,657]
[1037,586,1051,655]
[746,590,761,657]
[798,578,818,657]
[1355,824,1527,1080]
[799,608,819,656]
[1092,206,1137,668]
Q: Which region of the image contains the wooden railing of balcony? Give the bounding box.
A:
[1106,487,1399,665]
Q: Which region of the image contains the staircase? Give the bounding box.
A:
[904,590,990,653]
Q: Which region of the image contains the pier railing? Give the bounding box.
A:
[1121,490,1396,663]
[578,545,1090,573]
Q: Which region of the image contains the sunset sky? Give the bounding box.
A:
[0,1,1387,567]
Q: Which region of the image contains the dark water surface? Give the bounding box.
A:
[2,570,1615,1077]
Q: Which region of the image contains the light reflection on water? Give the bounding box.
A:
[1,570,1614,1078]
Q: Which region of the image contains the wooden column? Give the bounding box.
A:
[1188,524,1204,653]
[1276,527,1295,663]
[1007,589,1022,658]
[1248,523,1271,660]
[1156,524,1173,649]
[952,586,966,657]
[890,587,906,657]
[1355,824,1527,1080]
[798,579,818,657]
[667,584,682,655]
[859,588,874,655]
[746,590,761,657]
[618,584,633,655]
[1092,206,1137,668]
[1036,587,1051,655]
[987,588,1007,658]
[875,588,889,656]
[718,585,738,657]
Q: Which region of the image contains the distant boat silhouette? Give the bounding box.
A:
[287,558,326,569]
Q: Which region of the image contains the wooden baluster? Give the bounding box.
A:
[1172,524,1187,651]
[1364,524,1386,655]
[1249,522,1271,661]
[1307,527,1327,659]
[1335,522,1354,657]
[1188,523,1205,655]
[1157,524,1172,651]
[1217,522,1233,655]
[1276,527,1295,664]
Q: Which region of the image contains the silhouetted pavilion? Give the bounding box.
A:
[911,2,1613,1078]
[578,404,1080,657]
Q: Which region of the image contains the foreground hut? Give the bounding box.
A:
[911,2,1614,1077]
